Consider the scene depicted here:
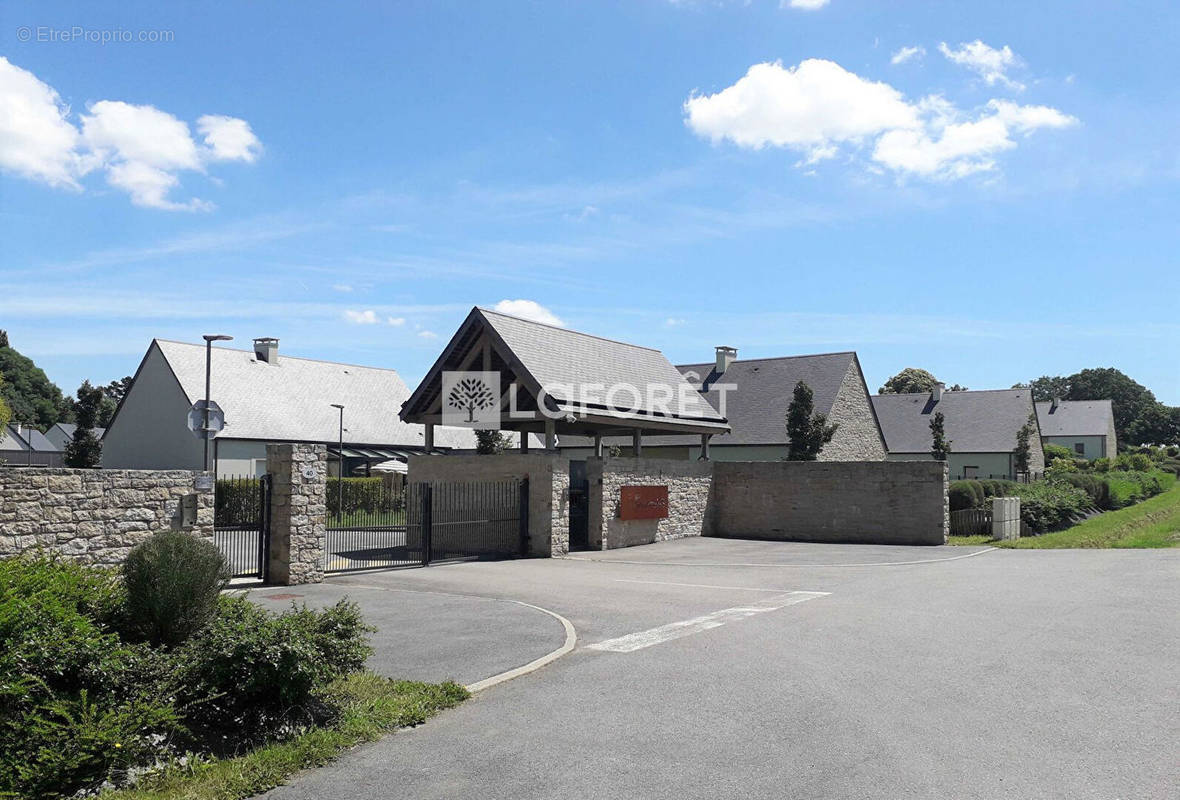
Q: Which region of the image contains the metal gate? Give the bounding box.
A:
[213,474,271,580]
[324,479,413,572]
[324,478,528,573]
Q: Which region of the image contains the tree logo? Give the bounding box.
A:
[441,371,501,428]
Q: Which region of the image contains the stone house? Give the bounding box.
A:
[101,337,478,476]
[562,348,887,461]
[872,385,1045,480]
[1035,398,1117,460]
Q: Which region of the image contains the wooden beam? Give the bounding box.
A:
[544,419,557,451]
[699,433,711,461]
[632,429,642,457]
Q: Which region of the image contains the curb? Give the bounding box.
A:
[560,546,998,568]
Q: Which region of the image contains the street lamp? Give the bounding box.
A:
[330,403,344,524]
[202,334,233,473]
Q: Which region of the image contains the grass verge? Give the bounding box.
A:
[950,482,1180,549]
[102,673,467,800]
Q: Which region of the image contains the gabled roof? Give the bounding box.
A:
[872,388,1036,453]
[51,422,106,441]
[1036,399,1114,437]
[1,424,57,452]
[124,340,475,449]
[401,308,728,435]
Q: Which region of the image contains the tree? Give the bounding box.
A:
[1020,376,1071,403]
[475,429,511,454]
[930,411,951,460]
[64,381,103,468]
[786,381,839,461]
[947,384,969,392]
[1019,368,1177,446]
[0,335,68,430]
[879,368,939,394]
[446,378,495,423]
[97,376,132,427]
[1014,413,1035,475]
[0,374,11,431]
[0,330,7,348]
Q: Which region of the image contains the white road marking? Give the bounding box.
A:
[587,591,830,653]
[565,547,997,568]
[614,578,799,593]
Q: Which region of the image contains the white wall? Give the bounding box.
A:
[213,439,269,476]
[1044,435,1108,460]
[887,451,1016,480]
[102,344,203,470]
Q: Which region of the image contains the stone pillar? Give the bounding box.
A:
[266,443,326,585]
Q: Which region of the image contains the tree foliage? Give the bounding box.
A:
[64,381,103,468]
[1019,367,1178,446]
[879,368,939,394]
[0,335,69,430]
[1014,413,1036,474]
[786,381,839,461]
[930,411,951,459]
[0,374,11,432]
[475,429,511,454]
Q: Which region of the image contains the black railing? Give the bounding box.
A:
[213,474,270,579]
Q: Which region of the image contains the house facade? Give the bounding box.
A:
[1035,398,1117,460]
[102,337,477,476]
[0,424,63,467]
[45,422,105,451]
[872,385,1045,480]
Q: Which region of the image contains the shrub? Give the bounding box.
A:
[1115,452,1153,472]
[1091,457,1112,472]
[948,481,978,511]
[0,555,177,799]
[326,477,402,518]
[214,477,260,526]
[175,596,373,743]
[1043,443,1076,465]
[122,531,230,647]
[1055,472,1112,510]
[1012,481,1089,533]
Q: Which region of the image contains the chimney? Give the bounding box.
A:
[253,337,279,364]
[715,346,737,374]
[931,382,945,403]
[1050,396,1060,412]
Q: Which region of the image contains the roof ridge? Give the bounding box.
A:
[676,351,855,369]
[872,387,1029,398]
[153,339,405,374]
[476,308,661,353]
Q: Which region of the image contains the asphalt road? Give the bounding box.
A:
[260,539,1180,800]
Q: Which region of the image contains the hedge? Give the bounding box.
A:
[215,477,403,523]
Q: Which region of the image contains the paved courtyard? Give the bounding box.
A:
[259,539,1179,800]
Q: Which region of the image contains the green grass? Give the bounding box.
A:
[995,480,1180,549]
[101,674,467,800]
[947,534,994,546]
[329,509,406,528]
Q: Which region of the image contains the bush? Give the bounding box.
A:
[1115,452,1153,472]
[1043,443,1076,465]
[1012,481,1090,533]
[326,477,402,518]
[122,532,230,647]
[175,596,373,743]
[0,555,178,799]
[1091,457,1112,473]
[1103,470,1167,508]
[948,480,979,511]
[1055,472,1112,510]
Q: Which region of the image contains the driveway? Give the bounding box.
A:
[261,540,1179,800]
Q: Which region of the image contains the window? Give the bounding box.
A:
[963,466,979,478]
[1074,443,1085,455]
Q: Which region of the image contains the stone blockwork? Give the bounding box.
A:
[266,443,327,585]
[406,452,569,557]
[0,467,212,565]
[823,361,889,462]
[590,457,714,549]
[712,460,948,545]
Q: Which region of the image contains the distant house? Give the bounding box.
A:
[872,385,1045,480]
[0,423,64,467]
[102,337,479,476]
[45,422,106,451]
[1036,398,1117,460]
[562,347,886,461]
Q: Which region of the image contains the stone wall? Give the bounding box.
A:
[590,457,714,549]
[823,360,889,462]
[0,467,213,565]
[406,452,569,557]
[266,443,326,585]
[712,460,947,545]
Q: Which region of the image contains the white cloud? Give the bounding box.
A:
[665,317,687,327]
[891,45,925,65]
[332,283,353,292]
[939,40,1024,90]
[785,0,830,9]
[387,316,405,326]
[685,58,1076,180]
[0,58,260,210]
[492,299,565,327]
[344,309,380,324]
[197,114,262,162]
[417,330,439,339]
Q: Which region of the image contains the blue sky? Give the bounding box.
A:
[2,0,1178,404]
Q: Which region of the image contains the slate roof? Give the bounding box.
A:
[872,389,1037,453]
[1036,399,1114,437]
[50,423,106,443]
[147,340,476,449]
[478,309,725,424]
[1,424,58,452]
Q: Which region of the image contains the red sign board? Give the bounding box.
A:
[619,485,669,520]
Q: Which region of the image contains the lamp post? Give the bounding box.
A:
[330,403,344,524]
[202,334,233,473]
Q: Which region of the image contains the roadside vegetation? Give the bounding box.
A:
[947,447,1180,548]
[0,534,463,800]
